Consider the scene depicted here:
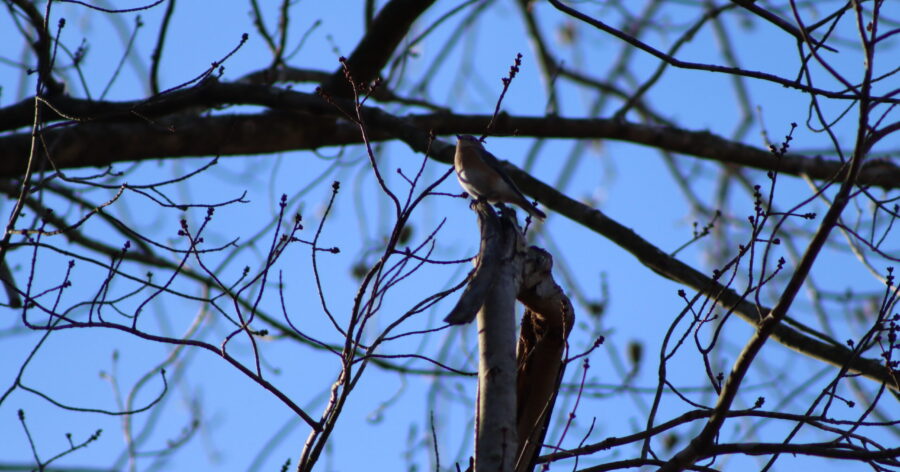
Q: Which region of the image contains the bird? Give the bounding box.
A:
[453,135,546,220]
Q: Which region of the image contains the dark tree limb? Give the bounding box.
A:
[320,0,437,97]
[3,89,898,187]
[515,247,574,472]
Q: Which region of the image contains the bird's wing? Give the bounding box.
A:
[482,150,531,201]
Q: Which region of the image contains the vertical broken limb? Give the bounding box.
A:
[446,202,574,472]
[474,203,522,472]
[515,248,574,472]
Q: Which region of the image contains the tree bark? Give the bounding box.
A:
[514,248,575,472]
[473,203,522,472]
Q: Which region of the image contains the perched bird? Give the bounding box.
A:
[454,135,546,220]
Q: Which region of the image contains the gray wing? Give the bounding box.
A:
[480,149,530,201]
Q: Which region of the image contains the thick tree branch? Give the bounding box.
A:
[1,88,897,187]
[320,0,437,97]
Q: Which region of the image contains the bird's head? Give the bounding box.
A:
[456,135,484,149]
